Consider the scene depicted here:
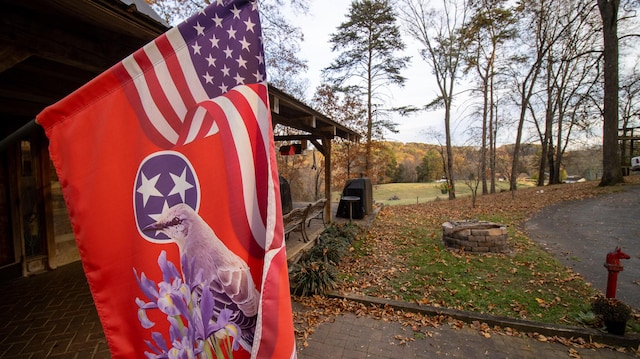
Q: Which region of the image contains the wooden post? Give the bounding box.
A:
[323,137,332,224]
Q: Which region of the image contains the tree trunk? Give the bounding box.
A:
[480,60,491,195]
[598,0,624,186]
[538,58,555,186]
[445,98,456,199]
[479,57,490,195]
[481,94,488,195]
[510,94,527,191]
[538,138,548,186]
[552,111,564,184]
[366,62,373,178]
[510,3,545,191]
[547,143,557,184]
[489,72,496,194]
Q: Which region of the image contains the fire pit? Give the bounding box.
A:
[442,220,508,253]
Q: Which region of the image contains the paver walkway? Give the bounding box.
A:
[0,261,109,359]
[298,313,636,358]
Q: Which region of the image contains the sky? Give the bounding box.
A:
[287,0,453,144]
[153,0,454,143]
[286,0,639,147]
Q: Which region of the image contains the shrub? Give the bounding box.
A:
[591,296,631,323]
[289,260,337,297]
[289,223,361,296]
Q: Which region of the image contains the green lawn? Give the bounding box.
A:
[334,181,531,206]
[338,179,639,328]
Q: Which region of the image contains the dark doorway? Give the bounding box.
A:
[20,139,47,272]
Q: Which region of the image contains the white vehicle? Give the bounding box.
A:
[631,156,640,171]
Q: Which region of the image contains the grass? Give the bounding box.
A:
[334,180,533,206]
[392,229,593,322]
[338,178,640,327]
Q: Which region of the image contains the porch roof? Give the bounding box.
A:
[0,0,359,145]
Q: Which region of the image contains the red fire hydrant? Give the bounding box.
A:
[604,247,630,298]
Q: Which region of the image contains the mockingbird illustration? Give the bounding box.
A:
[144,203,259,351]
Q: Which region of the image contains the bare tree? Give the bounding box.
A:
[310,149,325,200]
[312,83,367,184]
[506,0,585,190]
[620,63,640,130]
[530,0,601,185]
[399,0,470,200]
[461,0,516,194]
[456,147,482,207]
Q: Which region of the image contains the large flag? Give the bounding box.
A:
[36,1,296,358]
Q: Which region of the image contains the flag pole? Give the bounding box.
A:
[0,119,39,152]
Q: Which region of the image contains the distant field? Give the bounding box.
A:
[334,181,530,206]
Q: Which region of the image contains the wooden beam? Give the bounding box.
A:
[310,139,325,156]
[274,135,318,142]
[318,126,337,136]
[0,44,31,73]
[271,96,280,114]
[268,85,360,142]
[618,136,640,140]
[0,6,148,73]
[271,113,327,136]
[38,130,57,270]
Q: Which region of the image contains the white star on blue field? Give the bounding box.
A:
[134,152,199,242]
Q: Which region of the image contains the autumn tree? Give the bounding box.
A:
[276,149,312,200]
[399,0,470,199]
[456,147,482,208]
[416,149,444,182]
[323,0,409,177]
[311,83,366,188]
[309,149,325,200]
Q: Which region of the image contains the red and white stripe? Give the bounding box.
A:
[113,25,278,252]
[114,27,210,147]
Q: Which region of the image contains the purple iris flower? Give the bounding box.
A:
[211,308,242,352]
[144,331,169,359]
[135,270,160,303]
[134,250,243,358]
[136,297,157,329]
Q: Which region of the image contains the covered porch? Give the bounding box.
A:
[0,0,359,279]
[268,86,360,262]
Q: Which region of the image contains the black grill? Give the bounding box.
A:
[336,178,372,219]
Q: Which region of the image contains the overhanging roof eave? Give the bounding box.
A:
[268,84,360,142]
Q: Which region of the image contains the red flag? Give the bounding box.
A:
[36,1,296,358]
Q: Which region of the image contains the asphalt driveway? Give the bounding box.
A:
[525,184,640,309]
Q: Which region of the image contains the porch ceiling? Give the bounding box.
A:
[0,0,167,135]
[0,0,359,145]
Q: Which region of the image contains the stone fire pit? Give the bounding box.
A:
[442,221,508,253]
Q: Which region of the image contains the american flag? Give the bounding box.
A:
[37,1,295,357]
[114,0,276,252]
[115,1,290,356]
[113,0,267,149]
